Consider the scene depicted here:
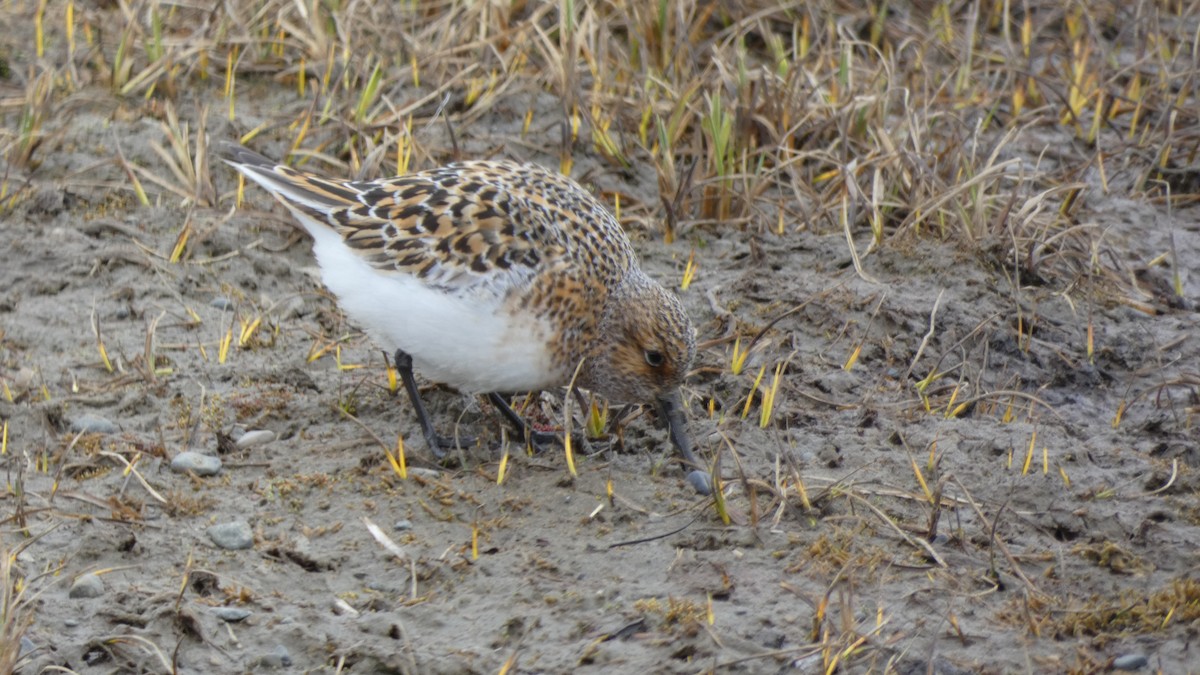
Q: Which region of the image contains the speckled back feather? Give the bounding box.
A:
[220,144,635,297]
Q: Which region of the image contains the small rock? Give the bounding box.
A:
[210,296,235,311]
[171,452,222,476]
[1112,654,1148,671]
[393,520,413,531]
[19,636,37,659]
[235,429,275,449]
[68,573,105,598]
[929,533,950,546]
[257,645,293,669]
[213,607,251,622]
[817,441,842,468]
[70,414,117,435]
[332,598,359,616]
[686,470,713,495]
[208,521,253,550]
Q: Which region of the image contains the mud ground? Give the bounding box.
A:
[3,6,1200,675]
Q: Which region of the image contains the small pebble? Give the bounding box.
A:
[19,636,37,659]
[64,618,79,627]
[208,521,254,550]
[213,607,252,622]
[257,645,293,668]
[235,429,276,449]
[393,520,413,531]
[1112,654,1148,671]
[686,470,713,495]
[171,452,222,476]
[68,573,105,598]
[210,296,235,311]
[70,414,117,435]
[929,533,950,546]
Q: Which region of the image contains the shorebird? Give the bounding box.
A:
[219,142,707,492]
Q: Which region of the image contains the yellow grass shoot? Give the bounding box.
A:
[35,0,45,58]
[680,250,697,291]
[910,456,933,503]
[385,360,398,393]
[843,343,861,371]
[238,316,261,347]
[496,448,508,485]
[396,116,413,176]
[92,310,113,373]
[741,364,766,419]
[943,385,960,418]
[386,435,407,479]
[730,336,748,375]
[586,399,607,439]
[712,472,729,524]
[759,363,783,428]
[169,223,190,263]
[218,326,233,364]
[225,47,237,120]
[563,431,577,477]
[1021,430,1036,475]
[66,0,75,56]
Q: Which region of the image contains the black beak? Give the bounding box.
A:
[657,390,712,495]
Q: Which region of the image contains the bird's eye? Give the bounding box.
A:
[644,350,665,368]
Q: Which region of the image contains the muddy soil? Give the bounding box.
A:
[2,6,1199,675]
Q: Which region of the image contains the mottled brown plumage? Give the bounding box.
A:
[220,142,707,491]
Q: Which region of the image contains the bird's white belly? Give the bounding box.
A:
[303,220,559,394]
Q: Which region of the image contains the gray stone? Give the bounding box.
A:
[257,645,293,668]
[171,452,222,476]
[213,607,252,622]
[210,296,235,311]
[1112,654,1149,671]
[71,414,117,434]
[208,521,253,550]
[19,636,37,659]
[393,520,413,531]
[235,429,275,449]
[68,573,104,598]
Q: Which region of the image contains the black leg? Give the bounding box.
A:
[392,349,472,457]
[486,392,561,452]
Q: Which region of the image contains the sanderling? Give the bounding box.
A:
[218,142,707,492]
